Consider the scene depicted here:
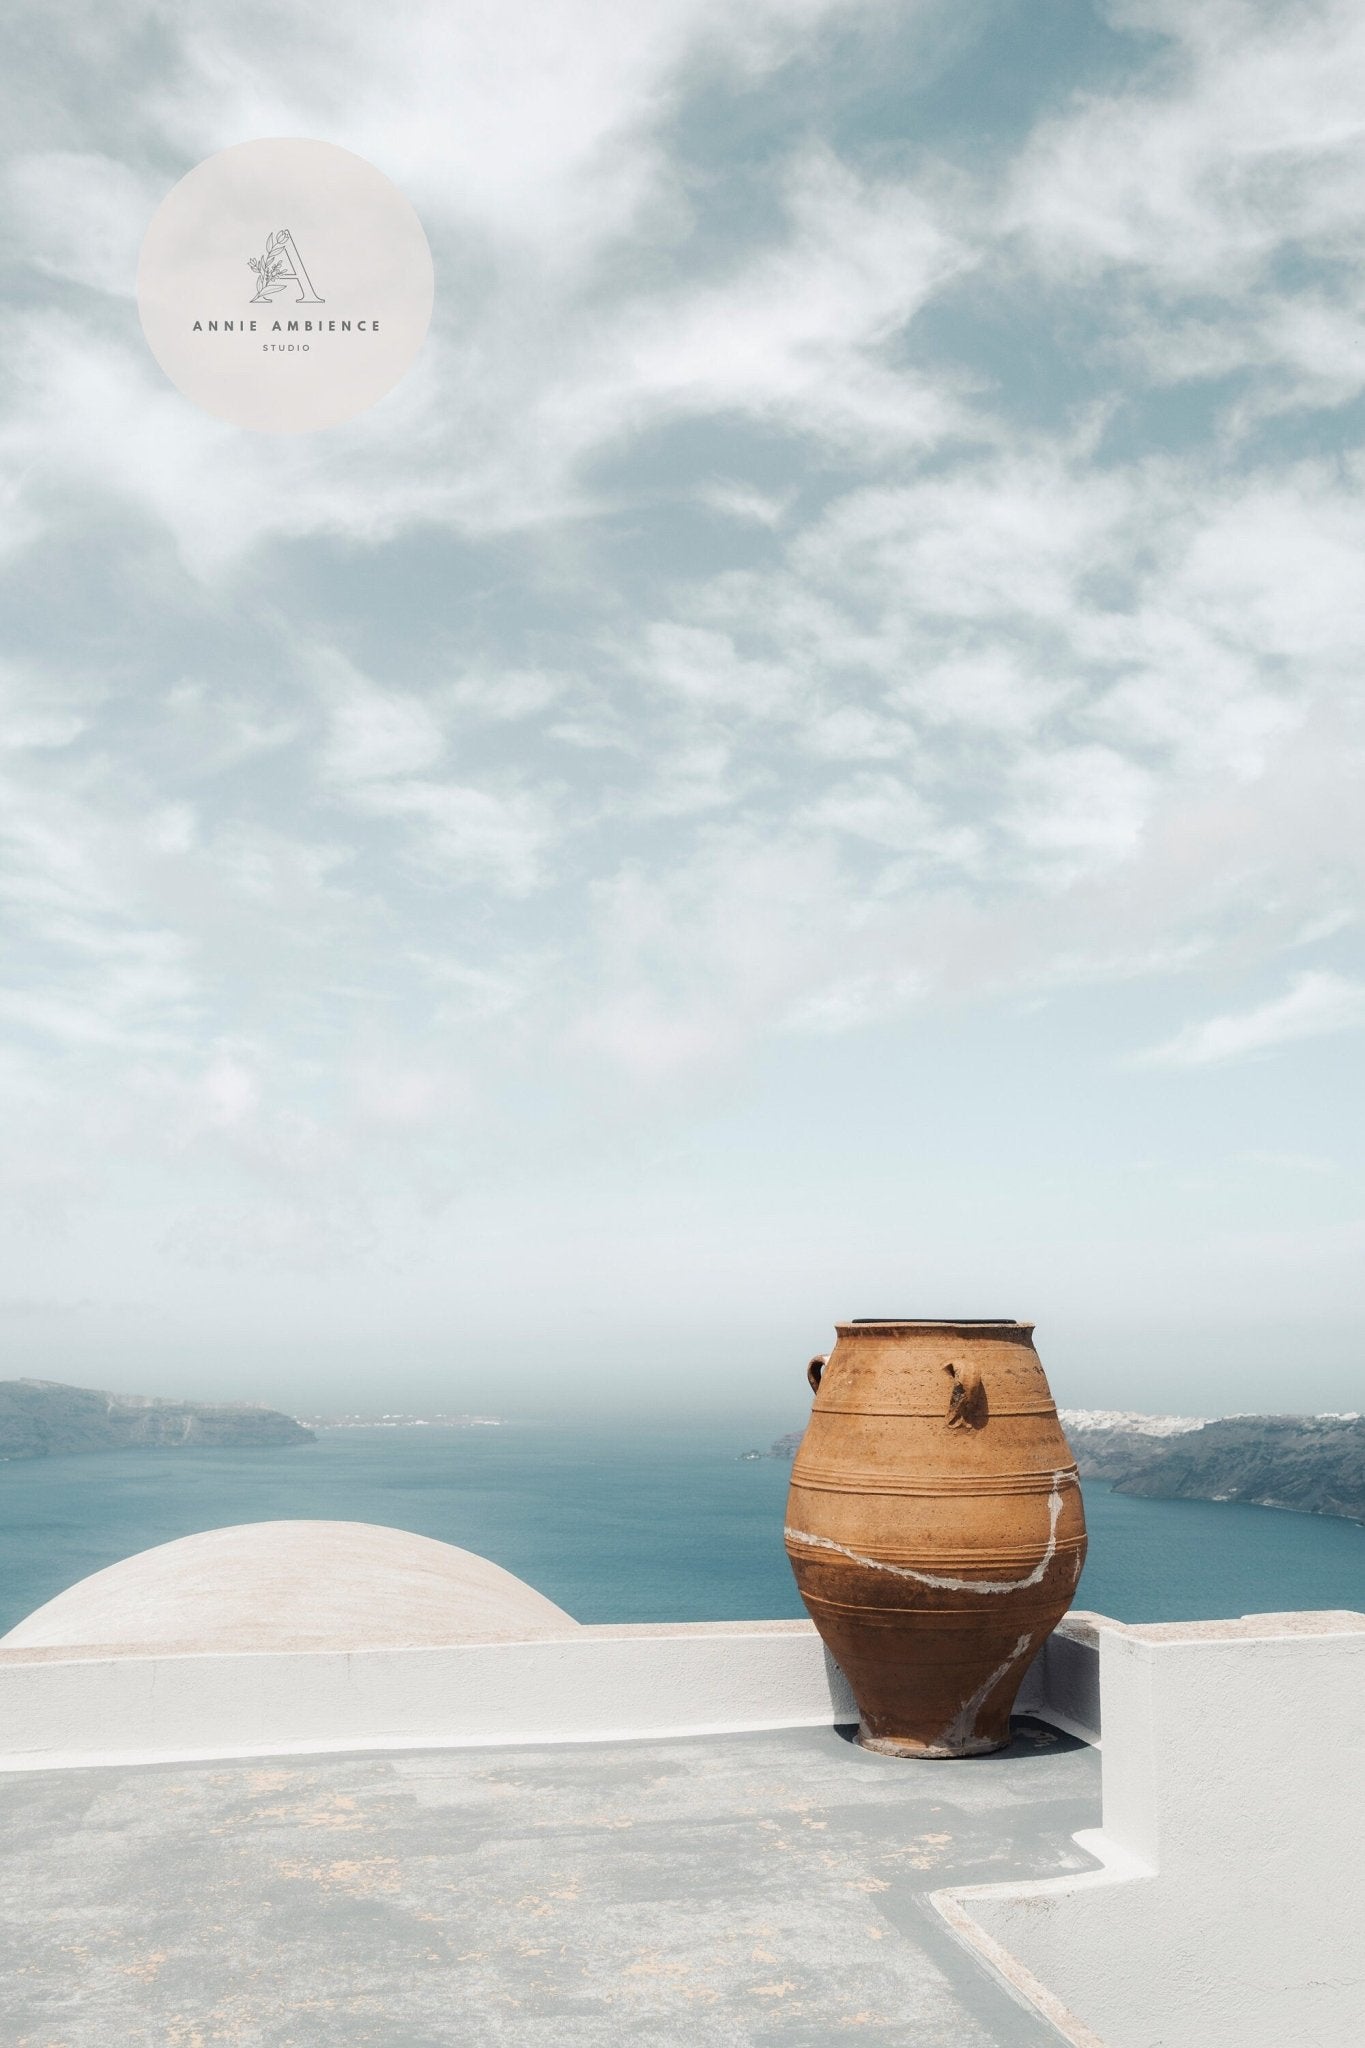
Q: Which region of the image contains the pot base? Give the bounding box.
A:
[855,1723,1006,1760]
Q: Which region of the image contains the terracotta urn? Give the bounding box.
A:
[784,1320,1086,1757]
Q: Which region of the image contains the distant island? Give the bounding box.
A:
[1062,1410,1364,1525]
[763,1410,1364,1525]
[0,1379,314,1460]
[297,1412,505,1429]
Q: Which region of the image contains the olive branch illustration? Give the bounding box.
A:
[247,228,295,298]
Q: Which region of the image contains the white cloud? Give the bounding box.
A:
[3,150,160,296]
[1,5,949,573]
[318,665,447,784]
[2,0,1363,1307]
[190,1054,263,1133]
[638,623,795,718]
[585,145,974,454]
[782,963,927,1035]
[0,658,99,751]
[695,479,792,528]
[1009,1,1365,282]
[1134,970,1365,1067]
[1006,0,1365,409]
[345,777,558,896]
[784,455,1135,629]
[804,772,942,855]
[142,0,874,267]
[1005,744,1154,876]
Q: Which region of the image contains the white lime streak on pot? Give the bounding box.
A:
[941,1631,1036,1751]
[785,1472,1074,1595]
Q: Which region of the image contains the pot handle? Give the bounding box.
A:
[807,1354,827,1394]
[944,1360,986,1428]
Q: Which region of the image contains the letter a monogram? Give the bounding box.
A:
[247,228,324,305]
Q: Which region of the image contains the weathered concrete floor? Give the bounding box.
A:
[0,1720,1100,2047]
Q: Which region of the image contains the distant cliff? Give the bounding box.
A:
[764,1412,1364,1524]
[0,1380,314,1459]
[1067,1413,1364,1524]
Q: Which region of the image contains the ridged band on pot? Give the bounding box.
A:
[784,1320,1087,1758]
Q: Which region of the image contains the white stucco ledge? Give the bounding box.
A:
[0,1521,859,1769]
[932,1608,1365,2048]
[0,1619,859,1771]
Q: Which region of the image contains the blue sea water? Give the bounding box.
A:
[1,1418,1361,1635]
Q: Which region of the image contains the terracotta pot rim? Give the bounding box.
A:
[840,1318,1034,1332]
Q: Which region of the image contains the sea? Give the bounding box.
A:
[1,1416,1362,1637]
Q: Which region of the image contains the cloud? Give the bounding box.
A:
[580,144,975,455]
[318,661,447,784]
[343,777,560,896]
[1004,744,1153,877]
[2,0,1363,1292]
[1009,1,1365,284]
[1,3,948,574]
[3,150,160,296]
[1004,0,1365,411]
[1134,971,1365,1067]
[139,0,884,267]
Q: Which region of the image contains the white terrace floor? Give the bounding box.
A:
[0,1718,1099,2048]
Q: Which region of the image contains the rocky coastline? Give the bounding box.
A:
[0,1379,314,1459]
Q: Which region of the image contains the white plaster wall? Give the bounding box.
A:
[1015,1612,1102,1746]
[939,1612,1365,2048]
[0,1619,855,1770]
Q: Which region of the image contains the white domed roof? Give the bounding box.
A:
[0,1521,579,1654]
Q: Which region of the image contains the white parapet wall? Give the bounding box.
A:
[0,1619,857,1771]
[0,1518,1098,1772]
[6,1583,1361,2048]
[934,1609,1365,2048]
[0,1608,1103,1775]
[1014,1610,1103,1746]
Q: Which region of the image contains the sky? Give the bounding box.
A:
[1,0,1362,1420]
